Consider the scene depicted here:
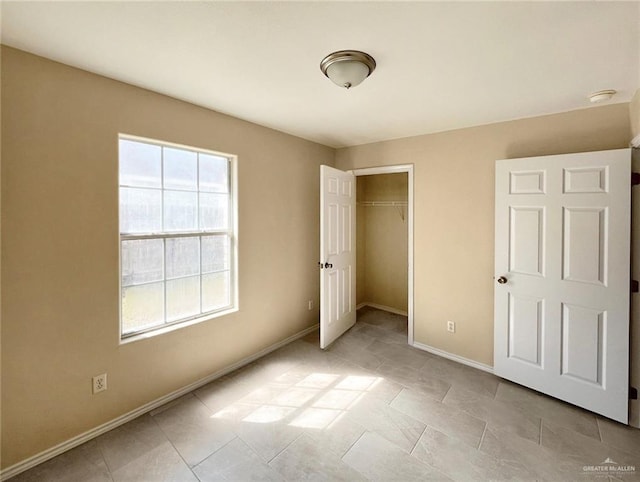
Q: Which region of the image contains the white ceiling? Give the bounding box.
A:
[2,1,639,148]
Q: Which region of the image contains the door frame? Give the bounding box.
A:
[350,164,415,345]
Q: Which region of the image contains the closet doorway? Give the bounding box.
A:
[353,165,414,344]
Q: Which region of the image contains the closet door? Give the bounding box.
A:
[494,149,630,423]
[320,165,356,348]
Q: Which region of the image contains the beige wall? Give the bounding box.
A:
[336,104,631,366]
[632,89,640,139]
[0,47,334,468]
[357,174,408,312]
[356,179,366,305]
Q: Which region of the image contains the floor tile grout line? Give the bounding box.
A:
[406,427,453,482]
[324,340,373,370]
[595,417,603,443]
[92,433,115,478]
[155,406,250,482]
[493,382,501,400]
[265,431,304,465]
[489,379,500,399]
[388,386,405,405]
[340,430,368,463]
[192,386,210,409]
[409,423,428,455]
[440,383,453,403]
[191,435,240,471]
[148,407,203,472]
[477,422,488,450]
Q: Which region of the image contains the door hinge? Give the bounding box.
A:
[632,280,639,293]
[631,386,638,400]
[632,172,640,186]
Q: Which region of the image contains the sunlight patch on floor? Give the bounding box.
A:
[242,405,296,424]
[210,371,384,430]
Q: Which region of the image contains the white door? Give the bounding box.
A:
[494,149,631,423]
[320,165,356,349]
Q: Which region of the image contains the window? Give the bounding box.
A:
[119,135,237,339]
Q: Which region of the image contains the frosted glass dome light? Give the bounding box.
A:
[320,50,376,89]
[588,89,616,103]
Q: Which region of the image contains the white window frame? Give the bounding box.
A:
[118,134,238,343]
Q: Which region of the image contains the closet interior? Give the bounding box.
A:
[356,172,409,317]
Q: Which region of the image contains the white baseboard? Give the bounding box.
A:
[412,341,494,374]
[0,323,319,481]
[355,304,490,374]
[356,302,408,317]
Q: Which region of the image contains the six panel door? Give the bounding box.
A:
[494,149,631,423]
[320,165,356,349]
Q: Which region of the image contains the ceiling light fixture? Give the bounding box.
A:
[320,50,376,89]
[588,89,617,103]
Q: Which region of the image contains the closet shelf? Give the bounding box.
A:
[358,200,408,220]
[357,201,408,207]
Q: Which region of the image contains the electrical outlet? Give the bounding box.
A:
[308,300,314,310]
[447,321,455,333]
[92,373,107,394]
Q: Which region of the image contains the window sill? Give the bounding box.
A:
[119,307,239,345]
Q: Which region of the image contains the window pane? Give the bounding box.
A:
[166,276,200,322]
[202,235,229,273]
[119,139,161,188]
[121,239,164,286]
[119,136,236,337]
[164,190,198,231]
[122,282,164,334]
[202,271,230,312]
[120,187,162,233]
[199,154,229,193]
[200,193,229,230]
[164,147,197,191]
[166,237,200,279]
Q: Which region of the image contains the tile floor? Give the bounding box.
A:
[11,307,640,481]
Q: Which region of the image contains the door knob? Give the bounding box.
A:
[497,276,508,284]
[324,262,333,269]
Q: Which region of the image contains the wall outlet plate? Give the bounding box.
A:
[447,321,455,333]
[308,300,314,310]
[92,373,107,394]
